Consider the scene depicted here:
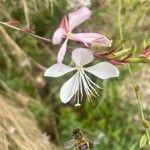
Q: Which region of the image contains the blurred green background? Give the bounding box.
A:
[0,0,149,149]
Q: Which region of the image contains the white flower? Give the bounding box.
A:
[44,48,119,106]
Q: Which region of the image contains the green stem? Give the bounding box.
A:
[118,0,150,148]
[127,64,144,120]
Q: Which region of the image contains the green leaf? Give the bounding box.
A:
[139,134,147,148]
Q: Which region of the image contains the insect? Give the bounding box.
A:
[72,128,90,150]
[64,128,90,150]
[64,128,104,150]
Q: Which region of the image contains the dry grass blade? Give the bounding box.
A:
[0,25,30,68]
[21,0,30,28]
[0,95,59,150]
[0,25,46,71]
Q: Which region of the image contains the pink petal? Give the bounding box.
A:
[57,39,68,64]
[52,28,66,44]
[71,33,112,47]
[60,16,69,33]
[68,7,91,31]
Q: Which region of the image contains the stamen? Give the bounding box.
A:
[77,74,80,105]
[73,90,77,103]
[73,72,81,106]
[80,72,95,101]
[82,72,98,97]
[82,70,100,97]
[70,73,79,102]
[66,32,74,39]
[83,75,99,96]
[87,93,93,102]
[71,67,101,105]
[80,73,90,100]
[82,70,102,89]
[75,103,81,107]
[79,72,83,101]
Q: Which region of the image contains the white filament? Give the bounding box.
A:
[71,67,101,106]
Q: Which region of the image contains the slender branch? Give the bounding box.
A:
[128,65,144,119]
[0,21,51,43]
[129,64,150,148]
[118,0,150,148]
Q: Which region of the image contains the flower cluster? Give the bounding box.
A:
[45,7,119,106]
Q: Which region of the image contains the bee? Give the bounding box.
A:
[72,128,90,150]
[64,128,89,150]
[64,128,104,150]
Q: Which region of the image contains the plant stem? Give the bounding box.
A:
[127,64,144,120]
[0,21,51,43]
[118,0,150,148]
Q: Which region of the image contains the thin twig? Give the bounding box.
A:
[0,21,51,43]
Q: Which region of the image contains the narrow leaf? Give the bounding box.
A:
[139,134,147,148]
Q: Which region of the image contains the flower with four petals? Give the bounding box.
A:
[52,7,112,64]
[44,48,119,106]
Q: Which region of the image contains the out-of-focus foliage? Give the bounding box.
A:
[0,0,149,150]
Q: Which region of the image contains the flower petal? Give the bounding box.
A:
[52,28,65,44]
[60,73,79,103]
[72,48,94,65]
[68,7,91,31]
[85,62,119,79]
[71,33,112,47]
[44,63,75,77]
[60,16,69,33]
[57,39,68,63]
